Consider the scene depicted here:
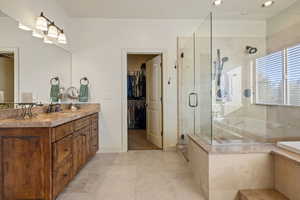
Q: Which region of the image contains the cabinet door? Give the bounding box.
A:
[0,135,51,200]
[53,157,73,198]
[90,115,99,155]
[81,126,92,160]
[90,134,99,156]
[85,129,92,160]
[81,132,87,166]
[72,130,87,174]
[72,132,83,174]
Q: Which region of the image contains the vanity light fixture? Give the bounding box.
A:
[43,36,53,44]
[35,13,48,31]
[47,23,59,38]
[262,1,275,7]
[18,23,31,31]
[32,30,44,38]
[58,30,67,44]
[212,0,223,6]
[34,12,67,44]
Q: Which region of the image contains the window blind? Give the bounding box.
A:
[255,51,284,105]
[287,44,300,105]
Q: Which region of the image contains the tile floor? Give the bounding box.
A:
[57,150,205,200]
[128,129,161,150]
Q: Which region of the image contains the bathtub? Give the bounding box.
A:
[277,141,300,154]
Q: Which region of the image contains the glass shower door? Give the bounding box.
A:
[178,37,197,141]
[178,13,212,144]
[194,13,213,144]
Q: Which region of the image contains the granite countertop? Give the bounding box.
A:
[188,134,276,154]
[271,147,300,163]
[188,134,300,162]
[0,104,100,128]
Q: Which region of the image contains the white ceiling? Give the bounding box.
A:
[57,0,299,19]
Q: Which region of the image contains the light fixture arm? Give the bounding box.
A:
[39,12,63,33]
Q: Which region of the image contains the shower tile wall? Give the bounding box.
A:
[211,37,268,144]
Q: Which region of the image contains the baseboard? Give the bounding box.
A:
[164,146,177,152]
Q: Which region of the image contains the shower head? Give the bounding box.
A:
[222,57,229,63]
[246,46,258,55]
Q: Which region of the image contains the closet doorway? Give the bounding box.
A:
[127,54,163,150]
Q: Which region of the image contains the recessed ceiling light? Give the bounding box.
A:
[212,0,223,6]
[262,1,275,8]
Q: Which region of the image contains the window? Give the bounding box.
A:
[256,50,284,105]
[287,44,300,106]
[255,43,300,106]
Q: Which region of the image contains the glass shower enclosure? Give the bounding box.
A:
[178,13,213,145]
[178,8,300,145]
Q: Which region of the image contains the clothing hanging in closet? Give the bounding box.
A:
[128,71,146,99]
[128,100,146,129]
[128,63,147,129]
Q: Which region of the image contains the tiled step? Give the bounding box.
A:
[239,189,289,200]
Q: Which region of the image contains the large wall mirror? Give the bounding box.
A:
[0,10,72,108]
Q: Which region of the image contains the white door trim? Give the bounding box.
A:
[0,47,20,103]
[121,48,167,152]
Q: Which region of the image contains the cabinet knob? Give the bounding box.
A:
[63,173,68,177]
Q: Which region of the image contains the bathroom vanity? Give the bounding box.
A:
[0,106,100,200]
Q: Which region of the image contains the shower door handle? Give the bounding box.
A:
[188,92,198,108]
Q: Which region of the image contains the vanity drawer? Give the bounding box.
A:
[74,117,90,131]
[53,122,74,142]
[53,135,73,169]
[53,157,73,198]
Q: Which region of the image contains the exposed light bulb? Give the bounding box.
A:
[36,15,48,31]
[212,0,223,6]
[47,23,58,38]
[58,31,67,44]
[32,30,44,38]
[43,36,53,44]
[262,1,275,7]
[18,23,31,31]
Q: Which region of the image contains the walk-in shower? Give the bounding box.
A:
[178,8,300,146]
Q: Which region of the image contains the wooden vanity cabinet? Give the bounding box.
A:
[0,112,99,200]
[0,128,52,200]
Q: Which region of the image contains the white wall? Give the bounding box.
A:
[266,0,300,52]
[267,0,300,37]
[70,19,203,152]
